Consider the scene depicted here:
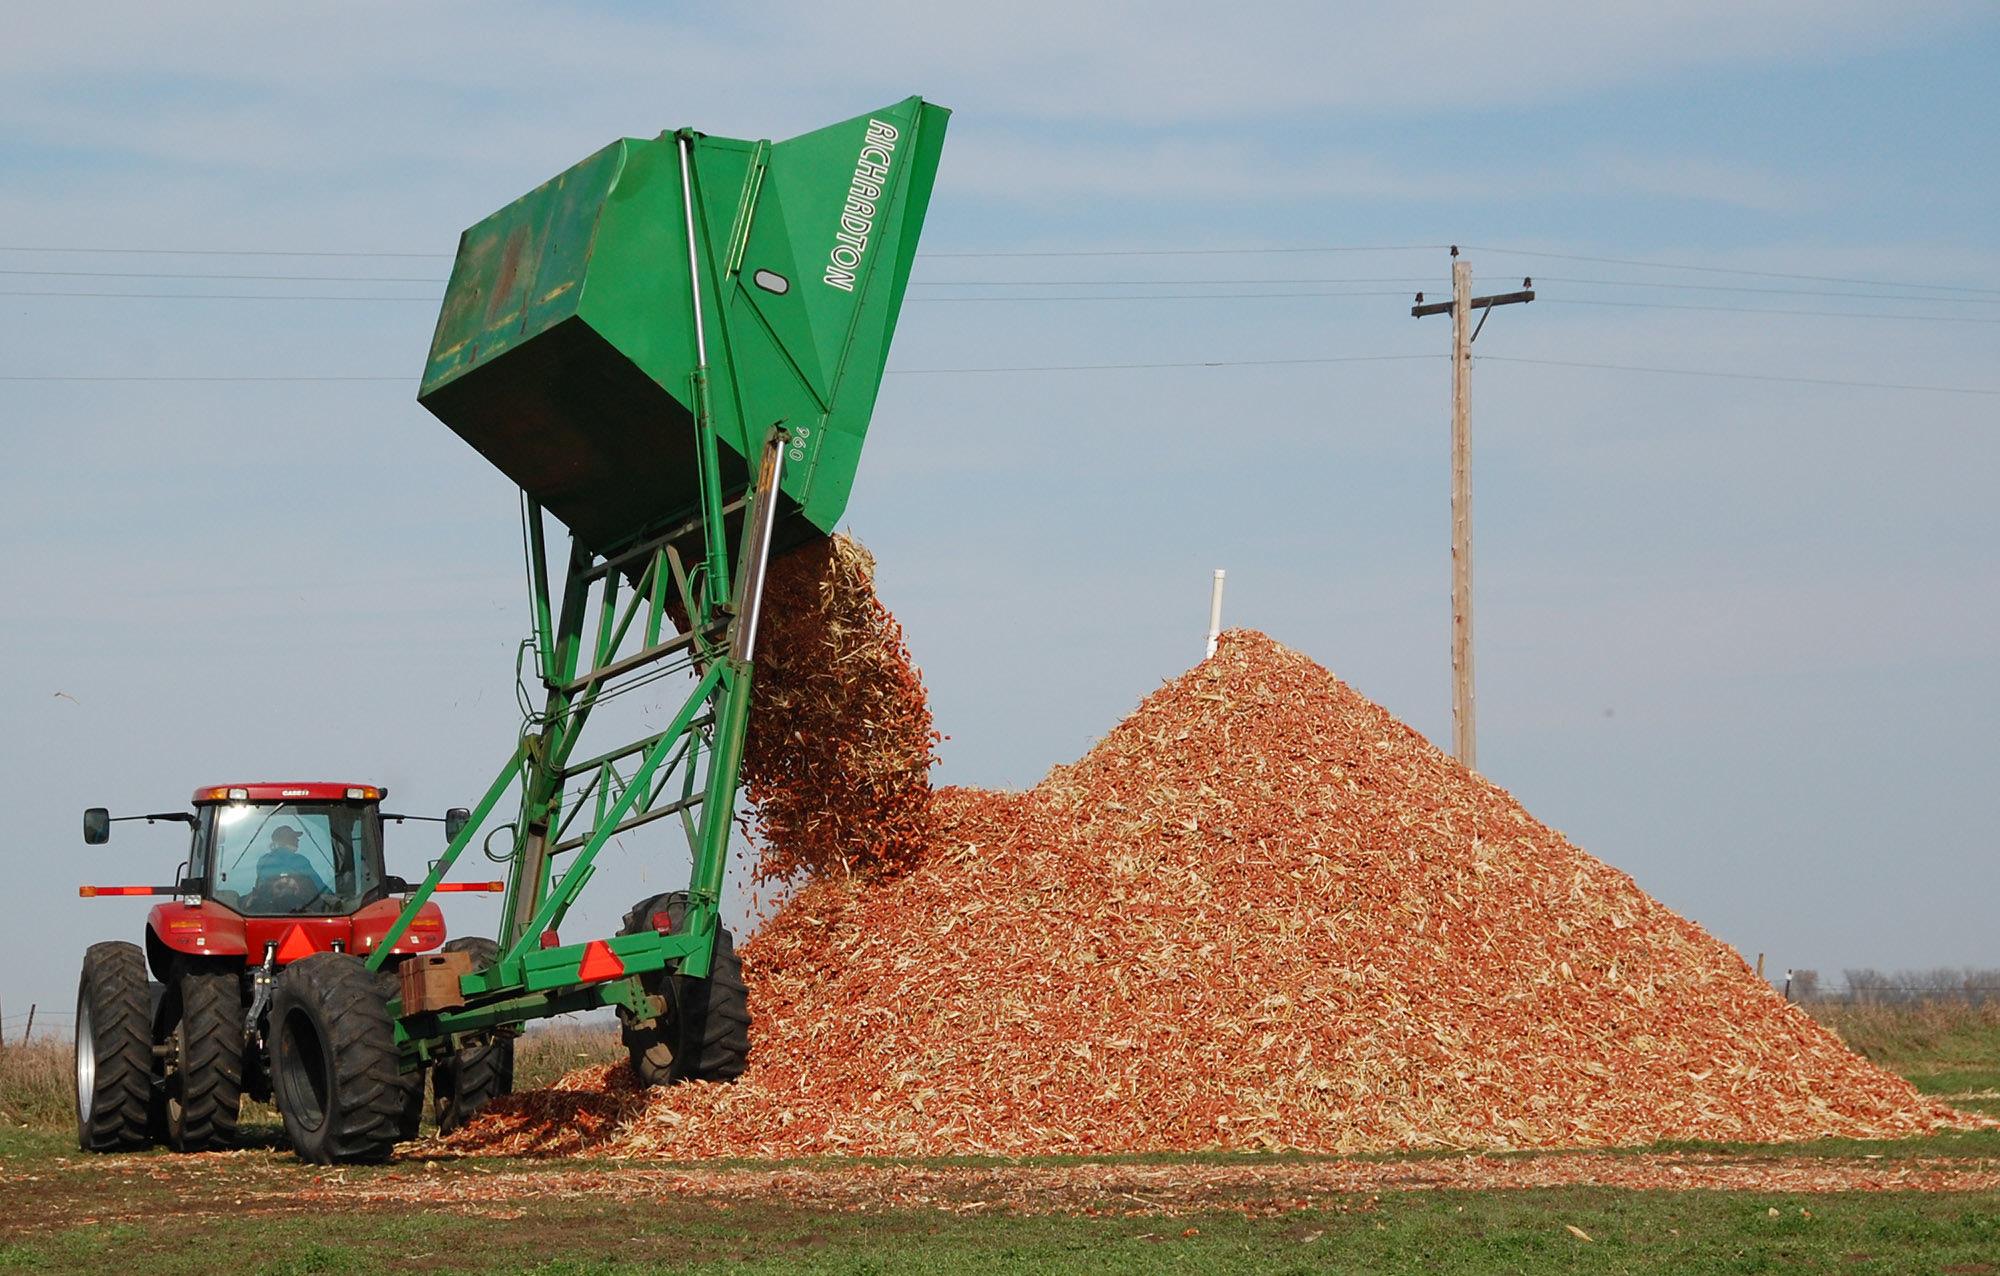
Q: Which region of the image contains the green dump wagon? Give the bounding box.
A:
[420,96,948,557]
[250,98,949,1164]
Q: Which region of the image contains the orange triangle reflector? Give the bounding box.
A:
[275,924,318,964]
[576,939,625,982]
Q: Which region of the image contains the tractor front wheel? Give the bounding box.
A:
[616,893,751,1086]
[431,937,514,1132]
[270,953,405,1164]
[163,970,244,1152]
[75,942,154,1152]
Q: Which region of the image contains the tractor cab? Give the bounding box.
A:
[80,782,478,974]
[193,783,389,918]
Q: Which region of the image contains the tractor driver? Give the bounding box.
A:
[247,825,329,913]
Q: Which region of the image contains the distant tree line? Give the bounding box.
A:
[1784,967,2000,1004]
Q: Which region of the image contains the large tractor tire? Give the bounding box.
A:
[270,953,405,1164]
[616,893,751,1087]
[431,937,514,1133]
[162,970,244,1152]
[372,965,427,1142]
[74,941,154,1152]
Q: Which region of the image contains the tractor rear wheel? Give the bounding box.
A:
[74,941,154,1152]
[163,970,244,1152]
[616,893,751,1086]
[431,937,514,1132]
[270,953,405,1164]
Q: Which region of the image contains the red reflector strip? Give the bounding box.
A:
[432,882,505,893]
[576,939,626,982]
[79,886,161,897]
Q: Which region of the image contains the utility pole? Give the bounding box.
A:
[1412,248,1533,770]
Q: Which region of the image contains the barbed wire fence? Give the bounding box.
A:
[1785,968,2000,1006]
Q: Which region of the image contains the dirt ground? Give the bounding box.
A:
[9,1135,2000,1237]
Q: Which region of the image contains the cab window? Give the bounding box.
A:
[208,801,382,917]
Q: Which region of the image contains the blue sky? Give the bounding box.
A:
[3,2,1997,1033]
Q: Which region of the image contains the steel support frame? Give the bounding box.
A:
[370,455,776,1062]
[368,131,789,1064]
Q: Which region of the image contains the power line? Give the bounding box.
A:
[0,374,411,382]
[887,353,1441,374]
[0,241,1443,262]
[0,267,1435,288]
[919,243,1445,259]
[909,276,1431,287]
[1539,298,2000,325]
[7,353,1995,396]
[16,284,1985,321]
[0,268,448,283]
[0,290,436,301]
[1537,275,2000,306]
[1464,244,2000,297]
[0,287,1411,304]
[6,238,1996,299]
[1477,354,2000,397]
[2,357,1439,382]
[5,266,1990,312]
[0,244,451,259]
[17,263,1987,308]
[912,290,1419,302]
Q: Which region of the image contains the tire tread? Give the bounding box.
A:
[168,971,244,1152]
[76,941,153,1152]
[271,953,406,1164]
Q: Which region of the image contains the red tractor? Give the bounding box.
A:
[73,782,509,1156]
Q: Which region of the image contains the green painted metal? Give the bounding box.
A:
[364,739,525,970]
[419,96,950,558]
[378,98,948,1078]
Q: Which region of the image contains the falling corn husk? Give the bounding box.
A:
[740,534,940,883]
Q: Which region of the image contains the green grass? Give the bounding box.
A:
[1805,999,2000,1119]
[0,1185,1997,1274]
[1806,998,2000,1073]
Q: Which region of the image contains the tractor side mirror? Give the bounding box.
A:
[83,808,110,845]
[444,808,470,842]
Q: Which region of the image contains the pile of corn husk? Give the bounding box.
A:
[740,534,939,883]
[454,630,1971,1158]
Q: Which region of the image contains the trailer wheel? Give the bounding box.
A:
[75,942,155,1152]
[270,953,404,1164]
[373,965,427,1142]
[163,970,244,1152]
[431,938,514,1132]
[616,893,751,1086]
